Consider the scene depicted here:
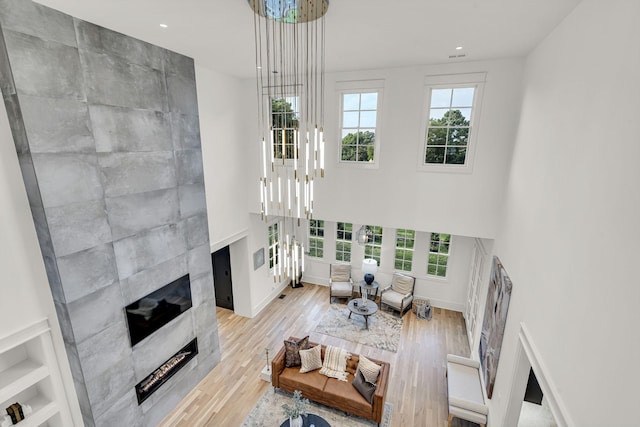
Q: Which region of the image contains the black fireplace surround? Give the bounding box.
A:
[125,274,192,346]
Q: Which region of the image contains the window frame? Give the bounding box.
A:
[427,232,451,278]
[270,95,300,161]
[335,222,353,262]
[308,219,325,259]
[336,80,384,169]
[364,225,383,266]
[394,228,415,272]
[267,221,281,271]
[418,73,486,174]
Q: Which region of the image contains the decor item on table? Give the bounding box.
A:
[261,347,273,382]
[299,345,323,373]
[315,304,402,352]
[479,256,513,399]
[249,0,328,287]
[329,263,354,303]
[380,272,415,317]
[271,339,391,424]
[282,390,309,427]
[3,403,31,425]
[242,388,393,427]
[284,336,310,368]
[361,259,378,306]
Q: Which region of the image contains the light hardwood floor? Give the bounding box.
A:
[159,283,477,427]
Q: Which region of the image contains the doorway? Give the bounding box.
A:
[212,246,234,310]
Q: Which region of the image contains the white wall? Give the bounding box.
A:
[244,59,524,239]
[195,65,249,248]
[0,100,83,424]
[489,1,640,426]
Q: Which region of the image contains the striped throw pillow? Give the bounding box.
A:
[319,345,350,381]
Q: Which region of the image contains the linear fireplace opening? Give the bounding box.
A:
[125,274,192,346]
[135,338,198,404]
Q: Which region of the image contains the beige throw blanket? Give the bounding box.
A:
[319,345,350,381]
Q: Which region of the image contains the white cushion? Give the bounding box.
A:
[299,345,323,373]
[331,282,353,297]
[331,264,351,282]
[446,355,488,425]
[391,273,414,294]
[381,290,413,310]
[357,355,382,384]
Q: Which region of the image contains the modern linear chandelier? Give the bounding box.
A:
[249,0,328,286]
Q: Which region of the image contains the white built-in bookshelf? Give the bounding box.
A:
[0,318,73,426]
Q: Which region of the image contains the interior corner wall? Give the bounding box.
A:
[488,1,640,426]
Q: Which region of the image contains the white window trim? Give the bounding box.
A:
[308,219,324,259]
[418,72,486,174]
[336,79,385,169]
[267,219,282,272]
[394,228,415,273]
[427,233,452,279]
[335,221,353,263]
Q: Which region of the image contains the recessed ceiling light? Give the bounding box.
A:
[456,46,463,50]
[160,24,168,28]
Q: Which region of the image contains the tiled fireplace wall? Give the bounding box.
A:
[0,1,220,425]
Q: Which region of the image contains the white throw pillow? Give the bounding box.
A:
[299,345,323,373]
[357,355,382,384]
[319,345,350,381]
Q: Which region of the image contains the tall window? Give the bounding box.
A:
[364,225,383,265]
[268,222,279,269]
[272,96,299,160]
[424,87,475,165]
[340,92,379,163]
[394,229,415,272]
[428,233,450,277]
[308,220,324,258]
[336,222,352,262]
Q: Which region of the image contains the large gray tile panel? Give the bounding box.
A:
[98,151,177,198]
[188,244,212,279]
[131,311,194,379]
[113,223,187,279]
[197,327,221,360]
[53,301,76,345]
[0,0,77,47]
[178,183,207,218]
[164,50,195,81]
[31,153,103,208]
[76,320,132,381]
[18,154,42,208]
[94,390,142,427]
[71,373,96,427]
[46,199,112,257]
[20,94,94,153]
[0,26,17,97]
[67,282,126,344]
[190,272,214,308]
[194,301,218,345]
[84,357,136,419]
[176,149,204,185]
[166,73,198,116]
[57,243,119,303]
[106,187,180,241]
[186,214,209,250]
[75,19,163,71]
[90,104,172,153]
[170,112,201,151]
[120,254,187,305]
[80,49,167,112]
[140,359,197,424]
[4,30,84,99]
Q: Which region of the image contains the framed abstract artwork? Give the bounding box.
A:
[253,248,265,270]
[479,256,513,399]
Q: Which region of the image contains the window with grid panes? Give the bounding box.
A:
[268,222,280,269]
[308,220,324,258]
[336,222,352,262]
[364,225,383,265]
[427,233,450,277]
[340,92,379,162]
[394,229,415,272]
[272,96,299,160]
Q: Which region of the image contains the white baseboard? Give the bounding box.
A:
[251,280,290,317]
[301,274,329,286]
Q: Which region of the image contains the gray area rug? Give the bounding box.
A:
[241,388,392,427]
[314,303,402,353]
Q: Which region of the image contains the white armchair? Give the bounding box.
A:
[446,354,488,427]
[380,272,415,316]
[329,264,353,303]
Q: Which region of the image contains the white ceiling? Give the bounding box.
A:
[35,0,581,79]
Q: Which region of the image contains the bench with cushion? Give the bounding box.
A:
[272,338,390,425]
[446,354,488,427]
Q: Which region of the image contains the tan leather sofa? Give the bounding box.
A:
[272,339,390,425]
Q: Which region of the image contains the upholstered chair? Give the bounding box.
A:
[380,272,415,316]
[329,264,353,303]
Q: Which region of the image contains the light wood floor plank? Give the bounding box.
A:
[159,283,478,427]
